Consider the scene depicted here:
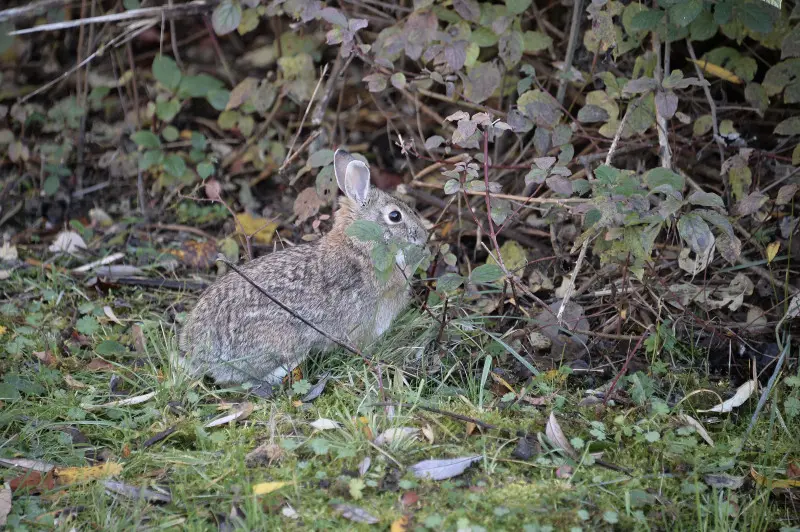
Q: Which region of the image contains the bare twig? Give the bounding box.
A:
[282,63,330,172]
[602,328,651,406]
[653,33,672,169]
[216,255,362,357]
[556,0,584,105]
[686,40,725,173]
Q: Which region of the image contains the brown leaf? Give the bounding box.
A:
[332,503,379,524]
[545,412,578,459]
[245,442,284,467]
[293,187,325,225]
[400,491,419,507]
[85,358,115,372]
[205,179,222,200]
[226,77,260,110]
[166,240,217,270]
[10,470,56,493]
[0,483,10,527]
[64,374,89,389]
[33,350,58,367]
[131,324,145,354]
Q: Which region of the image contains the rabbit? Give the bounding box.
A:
[178,149,429,395]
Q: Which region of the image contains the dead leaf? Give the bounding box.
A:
[545,412,578,459]
[235,212,279,244]
[293,187,325,225]
[358,456,371,477]
[689,58,743,84]
[555,465,573,478]
[400,491,419,507]
[282,504,299,519]
[103,480,172,503]
[0,458,55,473]
[704,473,744,489]
[83,391,157,410]
[252,481,292,495]
[391,515,410,532]
[0,241,18,262]
[64,374,89,389]
[54,462,122,484]
[0,483,10,527]
[301,373,330,403]
[699,380,756,413]
[103,306,123,325]
[750,466,800,489]
[85,358,115,372]
[205,402,254,428]
[166,240,217,270]
[679,414,715,446]
[421,424,434,444]
[373,427,419,446]
[49,231,87,254]
[332,503,379,524]
[408,456,481,481]
[245,443,284,467]
[10,470,55,493]
[34,351,58,367]
[310,418,340,430]
[766,241,780,264]
[131,324,145,353]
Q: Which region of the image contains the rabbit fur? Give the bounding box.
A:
[178,149,428,390]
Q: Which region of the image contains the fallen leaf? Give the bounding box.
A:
[332,503,379,524]
[766,242,780,264]
[400,491,419,507]
[0,241,18,262]
[64,374,89,389]
[235,212,279,244]
[10,470,55,493]
[0,483,10,527]
[103,480,172,503]
[310,418,340,430]
[166,240,217,269]
[83,391,157,410]
[374,427,419,446]
[282,504,299,519]
[301,373,330,403]
[245,443,284,467]
[293,187,325,225]
[689,58,743,84]
[49,231,87,254]
[699,380,756,413]
[34,351,58,367]
[0,458,55,473]
[679,414,714,446]
[545,412,578,459]
[408,456,481,481]
[103,306,123,325]
[391,515,410,532]
[704,473,744,489]
[750,466,800,489]
[205,402,254,428]
[252,481,292,495]
[85,358,115,372]
[555,465,573,478]
[131,324,146,353]
[358,456,371,477]
[421,424,434,444]
[54,462,122,484]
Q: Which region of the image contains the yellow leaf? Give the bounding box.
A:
[235,212,279,244]
[391,515,410,532]
[750,466,800,489]
[766,242,780,264]
[689,59,742,85]
[0,325,6,337]
[252,481,292,495]
[55,462,122,484]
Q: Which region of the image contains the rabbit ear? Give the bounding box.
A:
[334,149,371,205]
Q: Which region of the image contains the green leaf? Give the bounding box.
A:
[669,0,702,28]
[43,175,60,196]
[152,55,181,91]
[76,315,99,335]
[629,8,664,32]
[163,154,187,178]
[523,31,552,53]
[132,130,161,148]
[436,273,464,293]
[371,243,394,272]
[345,220,384,242]
[471,27,499,47]
[140,150,164,170]
[689,10,717,41]
[207,89,231,111]
[156,99,180,122]
[644,167,684,193]
[212,0,242,36]
[677,213,714,254]
[162,125,179,142]
[505,0,532,15]
[96,340,125,355]
[737,2,774,34]
[179,74,225,98]
[471,263,504,284]
[688,191,725,209]
[197,162,215,179]
[775,116,800,136]
[308,149,334,167]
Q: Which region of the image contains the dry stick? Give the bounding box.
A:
[10,0,216,34]
[311,51,344,126]
[686,40,726,173]
[281,63,330,172]
[215,255,362,357]
[653,33,672,170]
[481,129,508,271]
[555,96,640,324]
[556,0,584,105]
[0,0,78,22]
[602,327,652,406]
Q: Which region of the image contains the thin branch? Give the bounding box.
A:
[686,40,726,173]
[282,63,330,172]
[653,33,672,169]
[556,0,584,105]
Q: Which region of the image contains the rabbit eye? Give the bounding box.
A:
[388,210,402,223]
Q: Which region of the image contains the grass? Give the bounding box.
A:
[1,267,799,531]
